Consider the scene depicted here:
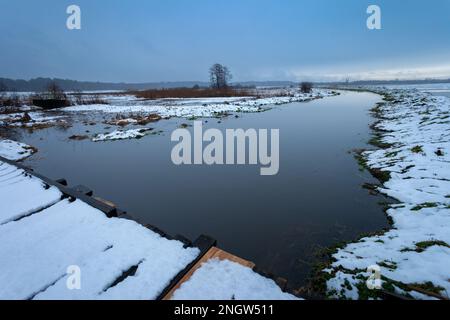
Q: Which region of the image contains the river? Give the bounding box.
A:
[19,90,391,288]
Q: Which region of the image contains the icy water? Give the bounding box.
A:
[18,90,391,289]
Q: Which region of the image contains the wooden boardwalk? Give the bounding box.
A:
[0,156,295,300]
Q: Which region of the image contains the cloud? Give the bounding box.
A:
[283,64,450,82]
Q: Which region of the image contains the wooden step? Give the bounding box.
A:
[162,247,255,300]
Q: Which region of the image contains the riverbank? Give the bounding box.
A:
[321,87,450,300]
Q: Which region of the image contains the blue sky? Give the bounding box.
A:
[1,0,449,82]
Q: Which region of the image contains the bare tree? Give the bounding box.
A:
[46,82,67,100]
[300,82,313,93]
[209,63,232,89]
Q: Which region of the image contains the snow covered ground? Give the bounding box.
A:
[0,89,336,131]
[62,89,336,119]
[0,139,36,161]
[0,111,66,128]
[325,87,450,300]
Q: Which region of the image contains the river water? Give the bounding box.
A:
[19,90,391,288]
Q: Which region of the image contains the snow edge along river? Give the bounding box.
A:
[324,87,450,300]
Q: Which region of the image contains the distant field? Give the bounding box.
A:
[132,87,255,99]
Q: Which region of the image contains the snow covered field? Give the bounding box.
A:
[61,89,336,118]
[326,87,450,300]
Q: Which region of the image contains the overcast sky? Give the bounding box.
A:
[1,0,450,82]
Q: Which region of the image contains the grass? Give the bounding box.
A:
[411,145,423,153]
[301,241,349,298]
[0,96,26,111]
[132,87,254,100]
[368,133,393,149]
[409,282,445,295]
[385,151,399,158]
[354,152,367,172]
[411,202,438,211]
[378,261,397,270]
[370,168,391,183]
[72,94,109,105]
[414,240,450,252]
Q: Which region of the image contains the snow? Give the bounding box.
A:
[0,199,199,300]
[92,128,153,142]
[0,159,294,300]
[0,139,36,161]
[326,87,450,300]
[0,111,66,127]
[62,89,336,119]
[0,161,62,225]
[0,175,199,299]
[171,258,299,300]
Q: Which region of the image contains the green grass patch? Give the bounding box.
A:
[411,202,438,211]
[370,169,391,183]
[415,240,450,252]
[385,151,399,158]
[369,134,392,149]
[411,145,423,154]
[409,282,445,295]
[378,261,397,270]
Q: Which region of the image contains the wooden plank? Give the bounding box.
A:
[162,247,255,300]
[407,285,449,300]
[212,248,255,269]
[93,196,116,208]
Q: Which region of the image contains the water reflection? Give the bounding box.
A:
[21,91,391,288]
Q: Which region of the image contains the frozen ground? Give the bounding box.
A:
[0,139,36,161]
[325,87,450,300]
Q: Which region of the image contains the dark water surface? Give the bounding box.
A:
[19,91,390,288]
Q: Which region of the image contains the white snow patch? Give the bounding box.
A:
[92,128,153,142]
[0,161,62,224]
[0,139,36,161]
[0,195,199,300]
[0,111,66,127]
